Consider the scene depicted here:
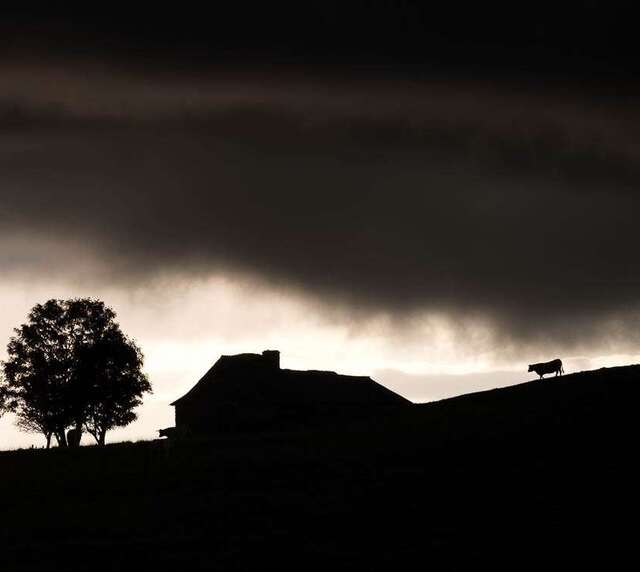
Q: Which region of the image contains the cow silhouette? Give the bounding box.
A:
[67,428,82,448]
[528,359,564,379]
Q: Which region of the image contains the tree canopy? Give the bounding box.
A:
[0,298,151,447]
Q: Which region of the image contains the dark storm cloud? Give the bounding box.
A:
[2,61,640,351]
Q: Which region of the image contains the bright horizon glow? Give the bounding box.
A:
[1,273,638,450]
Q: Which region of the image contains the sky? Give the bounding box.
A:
[1,5,639,448]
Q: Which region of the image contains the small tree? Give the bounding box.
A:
[75,328,151,446]
[0,298,151,447]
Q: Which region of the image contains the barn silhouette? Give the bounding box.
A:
[160,350,410,437]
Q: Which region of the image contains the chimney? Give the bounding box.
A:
[262,350,280,369]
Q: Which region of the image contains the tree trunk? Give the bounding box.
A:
[70,420,83,448]
[45,433,52,449]
[55,431,67,448]
[98,430,106,447]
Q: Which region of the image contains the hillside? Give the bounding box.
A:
[1,365,639,571]
[414,364,640,441]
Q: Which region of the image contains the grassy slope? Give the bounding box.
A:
[1,366,639,571]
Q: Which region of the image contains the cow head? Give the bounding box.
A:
[527,364,533,372]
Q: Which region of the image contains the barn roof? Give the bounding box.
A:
[171,352,410,407]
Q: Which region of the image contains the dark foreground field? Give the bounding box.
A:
[2,366,639,571]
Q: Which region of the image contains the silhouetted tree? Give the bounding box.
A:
[74,328,150,446]
[0,299,151,447]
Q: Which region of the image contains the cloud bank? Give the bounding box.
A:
[2,61,640,356]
